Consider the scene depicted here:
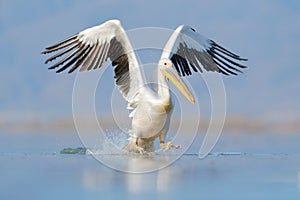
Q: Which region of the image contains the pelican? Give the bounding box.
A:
[42,19,247,154]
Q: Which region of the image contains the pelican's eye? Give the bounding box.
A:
[160,59,172,68]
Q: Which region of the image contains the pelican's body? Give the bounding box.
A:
[127,91,172,152]
[125,68,174,152]
[42,19,247,153]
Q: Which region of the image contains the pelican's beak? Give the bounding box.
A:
[161,68,195,104]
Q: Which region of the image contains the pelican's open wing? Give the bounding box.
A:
[42,19,143,101]
[160,25,248,76]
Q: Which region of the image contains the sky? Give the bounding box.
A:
[0,0,300,122]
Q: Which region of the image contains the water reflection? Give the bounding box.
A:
[81,154,177,194]
[125,155,172,193]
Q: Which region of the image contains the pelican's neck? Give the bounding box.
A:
[157,69,170,102]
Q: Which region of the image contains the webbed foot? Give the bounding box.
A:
[160,141,180,152]
[124,141,146,154]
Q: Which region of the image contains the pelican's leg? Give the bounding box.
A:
[124,136,146,154]
[138,138,155,152]
[159,133,180,152]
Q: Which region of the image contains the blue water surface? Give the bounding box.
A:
[0,130,299,200]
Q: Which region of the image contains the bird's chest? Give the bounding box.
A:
[131,100,173,138]
[135,100,173,118]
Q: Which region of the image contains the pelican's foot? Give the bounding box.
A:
[160,141,180,152]
[124,141,146,154]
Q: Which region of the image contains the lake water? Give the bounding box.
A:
[0,130,299,200]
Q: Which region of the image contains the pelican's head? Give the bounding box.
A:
[159,58,195,104]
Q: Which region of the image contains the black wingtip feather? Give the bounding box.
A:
[44,43,80,64]
[171,40,248,77]
[210,40,248,61]
[55,45,91,73]
[45,34,78,50]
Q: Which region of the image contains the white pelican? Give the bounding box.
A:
[42,19,247,154]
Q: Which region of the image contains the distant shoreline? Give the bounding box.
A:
[1,115,299,133]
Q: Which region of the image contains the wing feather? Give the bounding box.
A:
[56,45,92,73]
[48,44,87,70]
[161,25,248,76]
[79,42,99,71]
[44,43,80,64]
[42,19,144,101]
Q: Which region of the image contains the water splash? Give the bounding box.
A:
[60,129,129,155]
